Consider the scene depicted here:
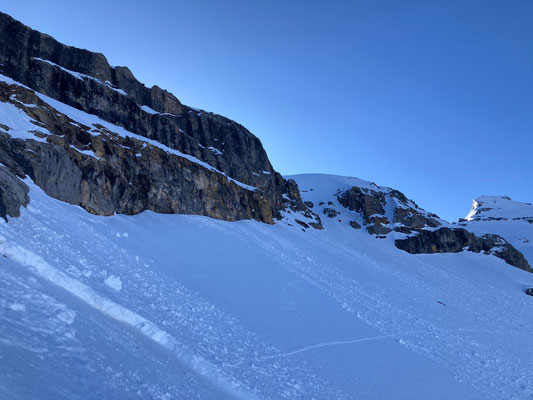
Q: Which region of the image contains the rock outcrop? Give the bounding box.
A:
[0,164,29,221]
[0,12,318,225]
[337,185,441,234]
[395,227,531,272]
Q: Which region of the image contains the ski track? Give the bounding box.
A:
[259,332,400,360]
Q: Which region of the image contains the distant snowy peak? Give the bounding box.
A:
[465,195,533,222]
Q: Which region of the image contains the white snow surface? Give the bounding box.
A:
[140,104,159,115]
[1,175,532,399]
[0,101,51,143]
[104,275,123,291]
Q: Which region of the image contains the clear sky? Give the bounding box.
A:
[2,0,532,221]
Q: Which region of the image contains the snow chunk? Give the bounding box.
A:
[9,303,26,312]
[56,309,76,324]
[0,232,258,399]
[104,275,123,291]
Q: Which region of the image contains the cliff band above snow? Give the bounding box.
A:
[0,11,320,225]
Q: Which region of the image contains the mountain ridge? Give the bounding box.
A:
[0,11,321,227]
[1,11,533,400]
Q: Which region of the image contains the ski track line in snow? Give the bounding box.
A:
[258,332,399,360]
[0,234,260,400]
[259,328,480,361]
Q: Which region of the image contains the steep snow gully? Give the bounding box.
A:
[1,175,532,399]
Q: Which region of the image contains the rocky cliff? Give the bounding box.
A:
[0,11,320,226]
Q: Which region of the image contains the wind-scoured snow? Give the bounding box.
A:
[2,175,533,399]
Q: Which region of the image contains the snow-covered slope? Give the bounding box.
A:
[2,175,533,399]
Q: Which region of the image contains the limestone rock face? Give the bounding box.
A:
[337,185,441,235]
[0,12,318,225]
[0,11,272,186]
[0,164,28,221]
[395,227,531,272]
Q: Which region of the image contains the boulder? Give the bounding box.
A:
[349,220,361,229]
[323,208,340,218]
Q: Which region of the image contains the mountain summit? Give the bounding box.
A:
[465,195,533,222]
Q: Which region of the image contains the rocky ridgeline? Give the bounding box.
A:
[0,12,320,226]
[322,180,530,271]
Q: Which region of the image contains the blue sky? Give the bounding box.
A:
[2,0,532,221]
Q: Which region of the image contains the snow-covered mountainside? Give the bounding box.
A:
[1,11,533,400]
[1,176,533,400]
